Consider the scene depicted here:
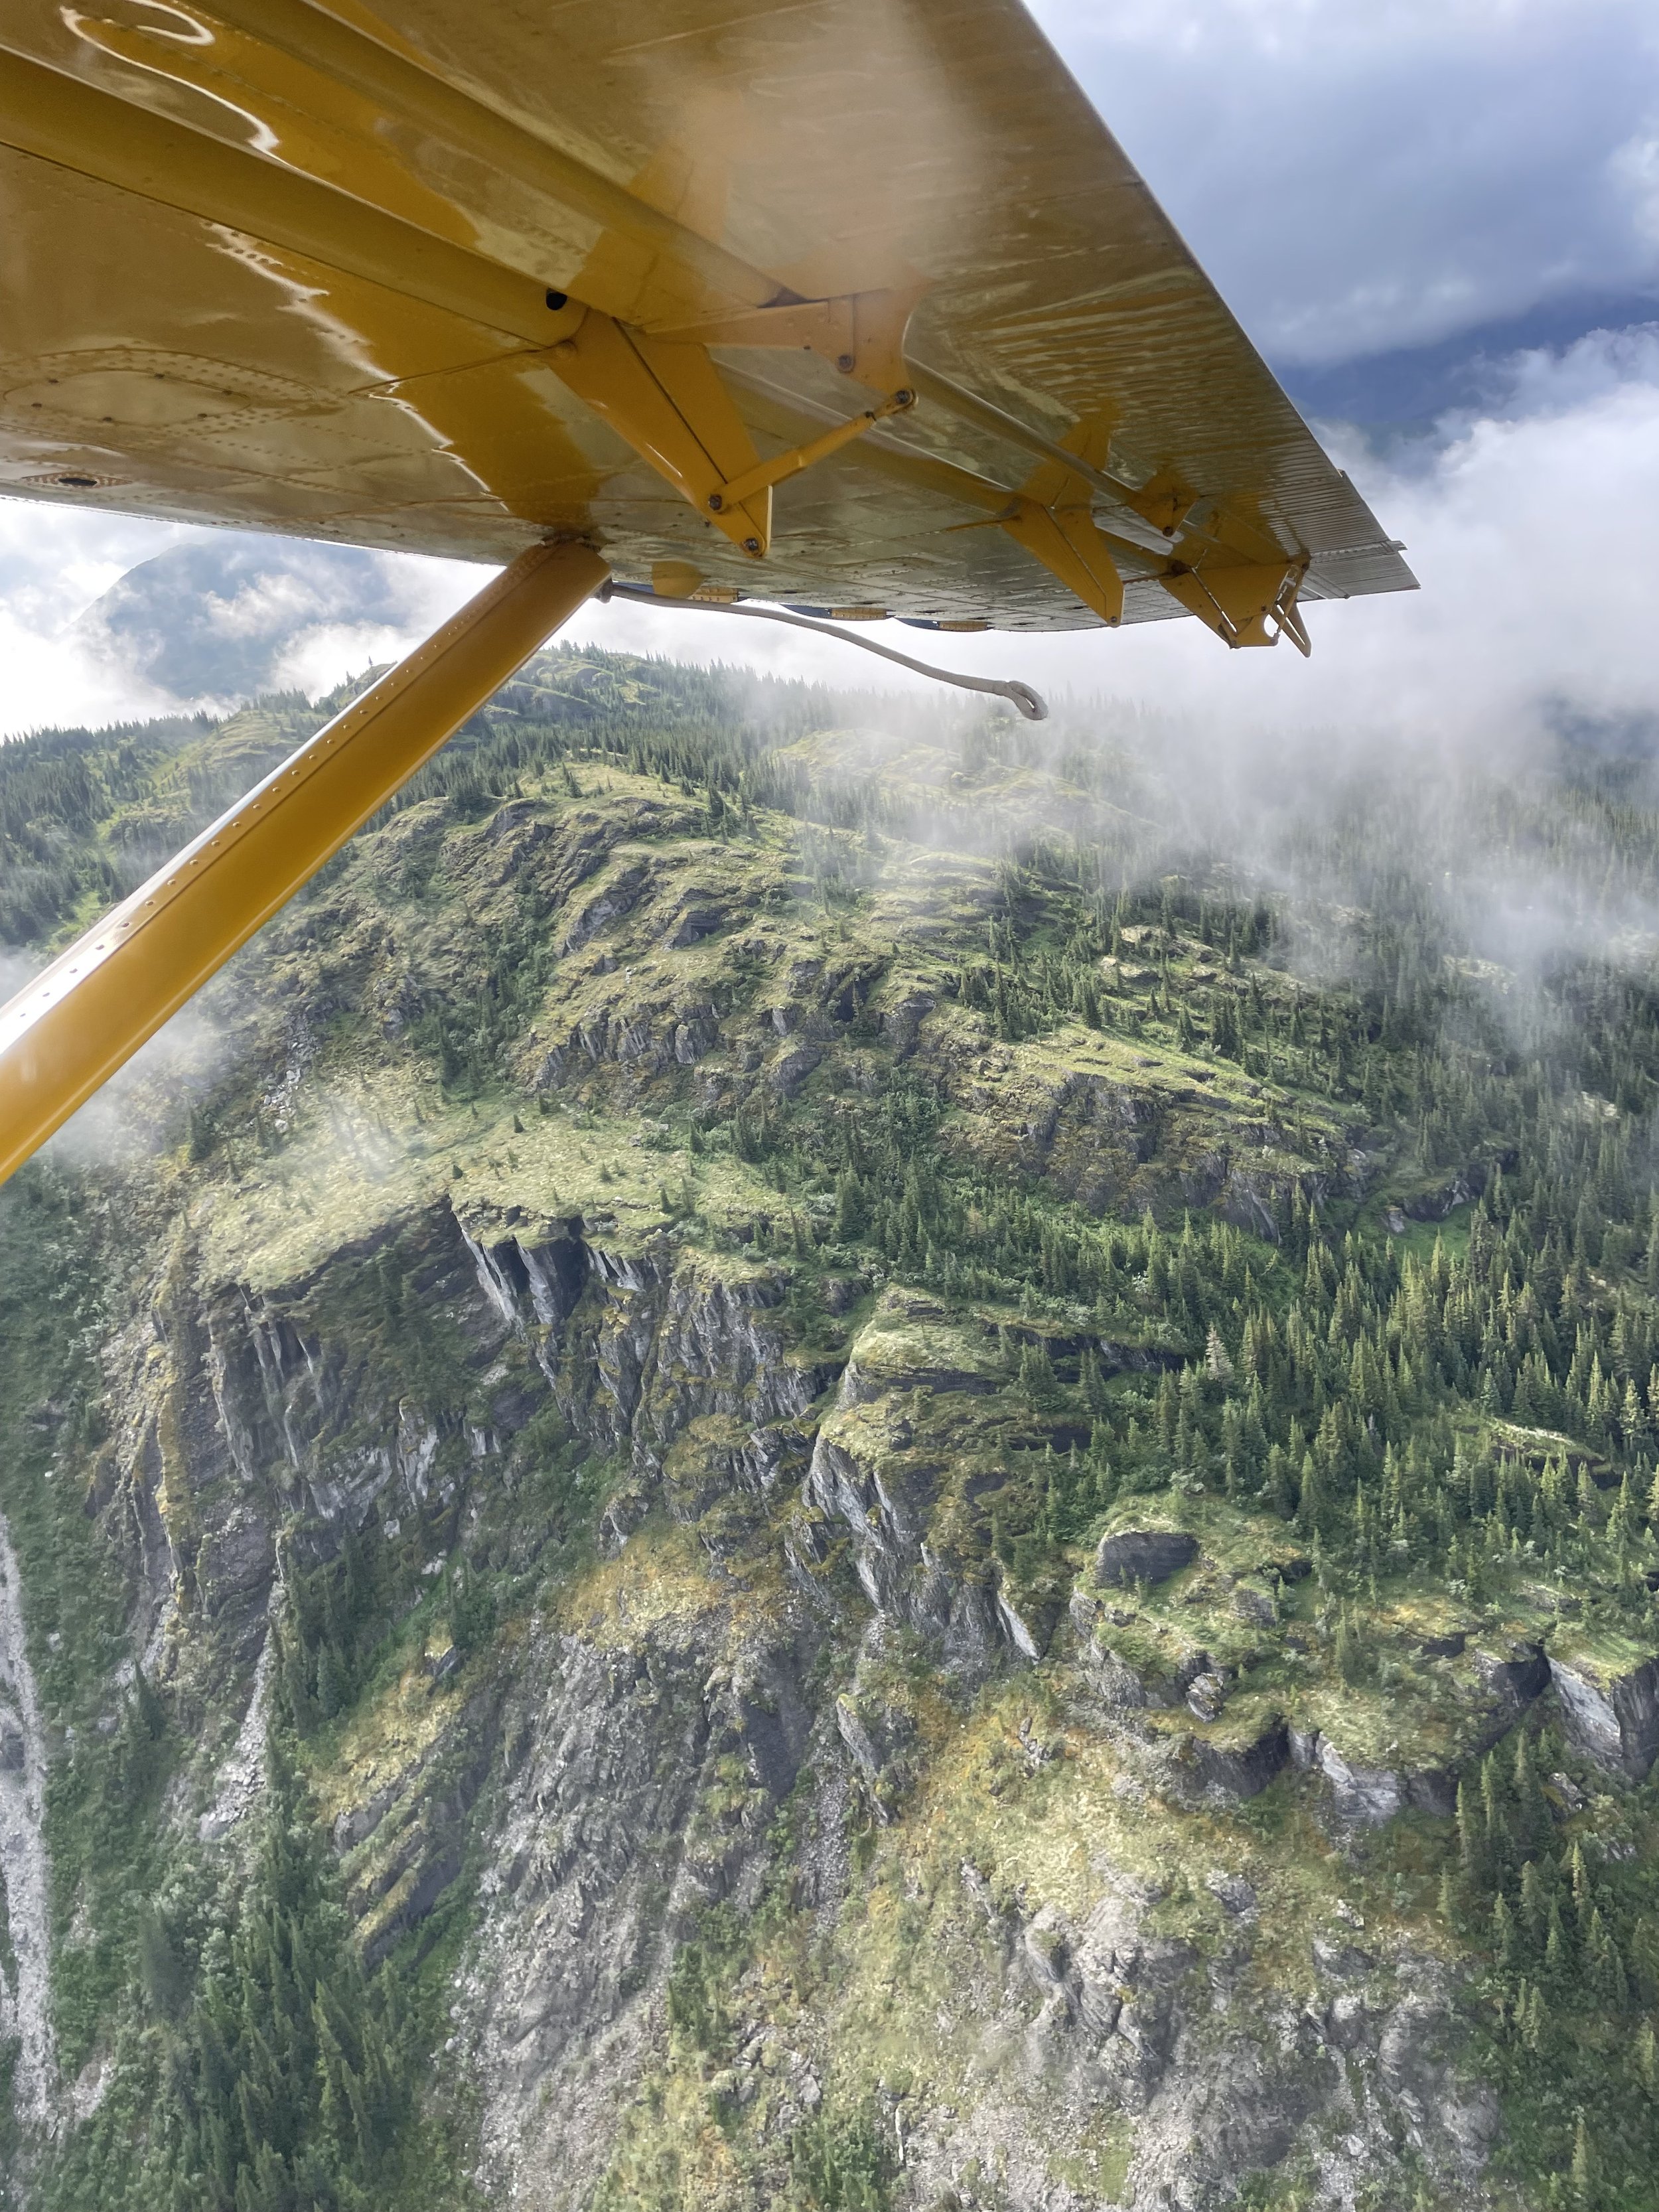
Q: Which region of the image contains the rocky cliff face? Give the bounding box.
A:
[3,658,1658,2212]
[0,1191,1525,2211]
[0,1517,53,2138]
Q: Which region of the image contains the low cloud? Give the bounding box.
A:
[1084,321,1659,756]
[0,505,481,737]
[66,535,480,714]
[1029,0,1659,365]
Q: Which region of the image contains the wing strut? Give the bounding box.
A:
[0,539,609,1190]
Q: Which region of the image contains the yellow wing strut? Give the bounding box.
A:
[0,540,609,1188]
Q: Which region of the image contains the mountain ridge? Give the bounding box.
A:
[1,652,1658,2211]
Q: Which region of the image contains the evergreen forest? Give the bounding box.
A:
[1,650,1658,2211]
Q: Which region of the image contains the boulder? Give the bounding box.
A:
[1232,1580,1277,1627]
[1205,1872,1259,1917]
[1315,1735,1456,1825]
[1185,1718,1290,1801]
[768,1040,822,1096]
[1548,1653,1659,1779]
[1094,1528,1198,1589]
[1185,1670,1229,1722]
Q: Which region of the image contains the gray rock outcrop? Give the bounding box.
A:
[1094,1528,1200,1589]
[1549,1653,1659,1779]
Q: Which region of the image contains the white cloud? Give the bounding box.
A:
[0,501,186,630]
[1027,0,1659,362]
[198,571,337,641]
[1611,128,1659,249]
[0,601,180,738]
[0,504,486,737]
[269,620,435,698]
[1485,319,1659,413]
[0,503,190,733]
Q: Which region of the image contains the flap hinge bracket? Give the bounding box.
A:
[1161,560,1311,651]
[646,285,924,398]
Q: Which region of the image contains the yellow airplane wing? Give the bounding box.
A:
[0,0,1413,642]
[0,1,1415,1185]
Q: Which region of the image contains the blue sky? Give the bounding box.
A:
[2,0,1657,749]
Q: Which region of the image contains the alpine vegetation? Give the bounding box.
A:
[1,650,1657,2211]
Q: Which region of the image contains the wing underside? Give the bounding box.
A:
[0,0,1415,640]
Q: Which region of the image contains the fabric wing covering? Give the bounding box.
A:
[0,0,1415,647]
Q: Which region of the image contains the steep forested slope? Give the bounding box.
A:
[1,653,1658,2212]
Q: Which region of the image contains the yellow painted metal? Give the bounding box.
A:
[999,499,1125,628]
[710,393,914,514]
[1277,594,1313,659]
[652,560,711,599]
[0,539,608,1187]
[1161,561,1308,650]
[541,311,774,557]
[650,291,924,402]
[0,1,1417,630]
[903,363,1153,545]
[0,45,587,349]
[172,0,790,329]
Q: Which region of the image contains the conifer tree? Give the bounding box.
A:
[1457,1776,1488,1893]
[1546,1899,1571,1979]
[1523,1981,1549,2054]
[1571,2109,1595,2207]
[1520,1856,1548,1948]
[1437,1865,1461,1933]
[1569,1840,1594,1937]
[1492,1892,1516,1968]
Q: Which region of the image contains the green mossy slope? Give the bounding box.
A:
[1,654,1658,2209]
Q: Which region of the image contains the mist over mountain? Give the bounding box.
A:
[5,6,1659,2207]
[4,654,1659,2210]
[66,536,427,709]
